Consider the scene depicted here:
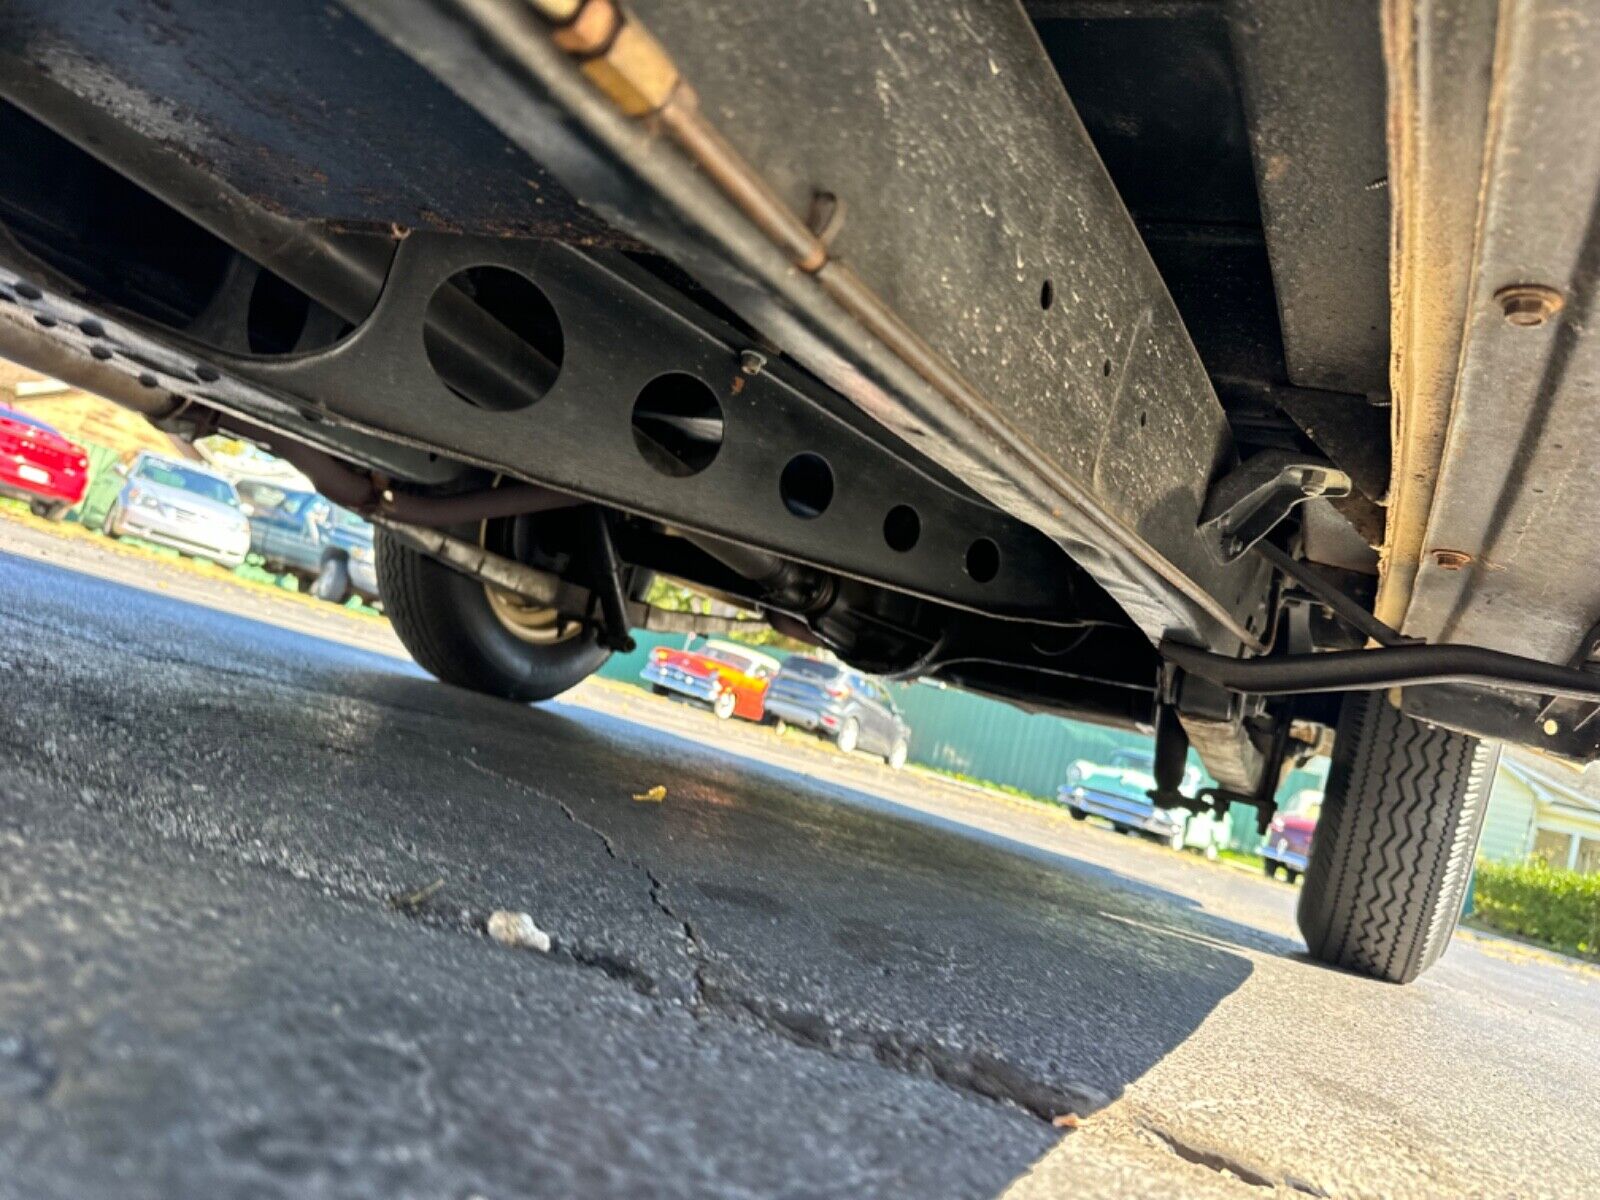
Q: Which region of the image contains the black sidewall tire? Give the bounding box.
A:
[376,527,609,703]
[1297,691,1498,984]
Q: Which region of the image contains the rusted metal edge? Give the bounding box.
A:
[1375,0,1501,630]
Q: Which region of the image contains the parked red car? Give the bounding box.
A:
[641,639,781,721]
[0,406,88,520]
[1262,792,1322,884]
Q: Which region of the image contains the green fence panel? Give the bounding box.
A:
[889,680,1150,799]
[73,443,124,529]
[594,629,694,687]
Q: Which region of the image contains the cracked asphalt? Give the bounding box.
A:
[2,519,1599,1199]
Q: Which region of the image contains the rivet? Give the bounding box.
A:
[1430,548,1472,571]
[1495,284,1563,327]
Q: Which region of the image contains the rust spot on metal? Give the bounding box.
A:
[1494,283,1563,327]
[1430,548,1472,571]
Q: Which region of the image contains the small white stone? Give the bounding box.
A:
[487,910,552,953]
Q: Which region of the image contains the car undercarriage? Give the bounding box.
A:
[2,0,1596,981]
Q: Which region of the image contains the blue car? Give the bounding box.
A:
[236,479,378,603]
[1057,749,1223,856]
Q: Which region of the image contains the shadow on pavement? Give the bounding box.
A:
[0,547,1300,1197]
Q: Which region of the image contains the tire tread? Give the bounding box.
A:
[1298,693,1496,983]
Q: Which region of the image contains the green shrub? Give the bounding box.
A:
[1472,858,1600,959]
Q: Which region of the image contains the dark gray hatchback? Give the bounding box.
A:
[762,657,911,768]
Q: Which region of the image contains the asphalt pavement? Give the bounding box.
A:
[1,517,1598,1199]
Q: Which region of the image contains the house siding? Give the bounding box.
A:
[1479,768,1536,863]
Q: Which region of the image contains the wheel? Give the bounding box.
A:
[1298,691,1498,984]
[651,684,670,697]
[29,499,67,521]
[1262,858,1278,880]
[310,556,351,603]
[887,739,909,770]
[1068,806,1088,821]
[376,524,609,703]
[1284,869,1300,886]
[102,504,122,536]
[712,689,737,720]
[835,717,860,755]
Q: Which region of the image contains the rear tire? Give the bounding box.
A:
[835,718,860,755]
[1263,859,1278,879]
[887,739,909,770]
[376,526,609,703]
[1298,691,1498,984]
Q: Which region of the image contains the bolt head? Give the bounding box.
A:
[739,349,767,376]
[1543,718,1561,737]
[1495,284,1563,327]
[524,0,582,21]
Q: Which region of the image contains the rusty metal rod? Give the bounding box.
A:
[653,87,827,272]
[225,418,579,527]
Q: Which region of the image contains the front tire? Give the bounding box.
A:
[887,739,909,770]
[1298,691,1498,984]
[712,689,737,720]
[376,526,609,703]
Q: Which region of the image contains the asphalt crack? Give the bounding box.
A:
[700,978,1101,1124]
[451,753,705,1003]
[444,754,1087,1124]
